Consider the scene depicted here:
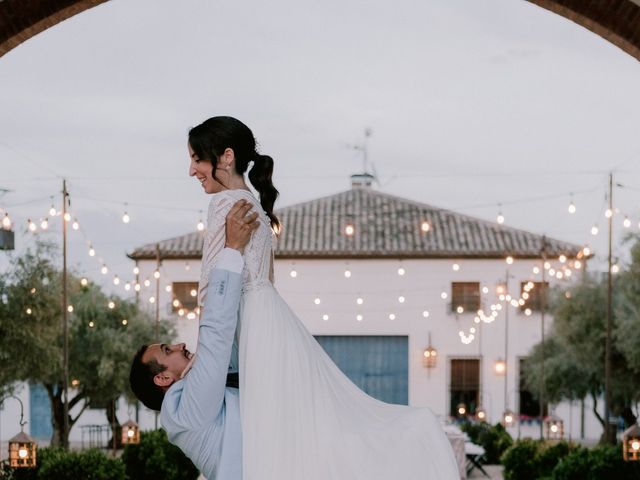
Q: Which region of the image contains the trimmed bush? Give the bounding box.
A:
[537,441,574,478]
[0,447,67,480]
[501,438,541,480]
[121,429,199,480]
[552,444,640,480]
[37,448,125,480]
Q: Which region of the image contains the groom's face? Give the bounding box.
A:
[143,343,193,388]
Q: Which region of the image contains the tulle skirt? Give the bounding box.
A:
[239,284,459,480]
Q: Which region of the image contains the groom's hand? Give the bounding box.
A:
[225,200,259,253]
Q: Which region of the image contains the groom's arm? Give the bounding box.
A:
[173,248,243,427]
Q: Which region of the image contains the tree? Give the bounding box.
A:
[0,241,174,447]
[521,239,640,442]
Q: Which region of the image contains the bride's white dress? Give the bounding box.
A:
[200,189,459,480]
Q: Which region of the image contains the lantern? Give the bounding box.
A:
[502,409,516,427]
[8,431,37,468]
[476,406,487,422]
[423,332,437,368]
[623,424,640,461]
[494,358,506,375]
[456,403,467,417]
[121,420,140,445]
[544,413,564,440]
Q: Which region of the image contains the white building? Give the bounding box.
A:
[0,174,602,452]
[128,174,600,441]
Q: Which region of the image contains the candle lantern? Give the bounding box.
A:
[544,413,564,440]
[121,419,141,445]
[8,431,37,468]
[623,424,640,461]
[456,403,467,417]
[502,409,516,427]
[494,358,506,375]
[422,332,437,368]
[476,406,487,422]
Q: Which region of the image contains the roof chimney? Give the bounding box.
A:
[351,173,375,189]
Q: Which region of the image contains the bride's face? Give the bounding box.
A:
[188,143,225,194]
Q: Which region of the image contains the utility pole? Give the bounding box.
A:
[539,236,547,439]
[504,269,510,416]
[62,179,69,449]
[604,172,614,443]
[154,244,161,430]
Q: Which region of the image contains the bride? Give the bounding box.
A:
[189,116,459,479]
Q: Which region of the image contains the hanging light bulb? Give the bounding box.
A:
[398,295,405,303]
[144,279,151,287]
[605,209,613,219]
[113,275,120,285]
[452,263,460,271]
[506,256,514,265]
[2,213,11,229]
[101,265,108,275]
[440,291,448,300]
[165,285,172,292]
[27,219,37,232]
[397,267,405,276]
[122,204,130,224]
[568,201,576,214]
[559,255,567,263]
[612,264,620,274]
[356,314,363,322]
[344,223,355,236]
[423,310,430,318]
[197,218,205,231]
[133,266,140,275]
[314,297,321,305]
[356,297,364,305]
[125,282,131,291]
[583,246,591,257]
[80,278,88,287]
[322,314,329,321]
[134,283,141,292]
[624,216,631,228]
[388,313,396,320]
[49,203,56,216]
[88,244,96,257]
[72,218,79,230]
[185,262,191,271]
[533,266,540,274]
[591,225,599,236]
[108,301,115,309]
[344,269,352,278]
[497,205,505,224]
[420,221,431,233]
[574,260,582,269]
[153,269,160,279]
[290,268,297,278]
[67,305,74,313]
[63,212,71,222]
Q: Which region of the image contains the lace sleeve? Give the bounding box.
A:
[198,193,234,307]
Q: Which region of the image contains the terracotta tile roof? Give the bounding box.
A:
[129,187,582,260]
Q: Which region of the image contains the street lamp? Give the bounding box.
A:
[623,424,640,461]
[4,396,37,468]
[121,419,140,445]
[544,413,564,440]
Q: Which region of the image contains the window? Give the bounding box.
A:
[451,282,480,313]
[450,359,480,416]
[172,282,198,312]
[520,282,549,312]
[518,357,547,419]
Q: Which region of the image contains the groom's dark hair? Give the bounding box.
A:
[129,345,167,411]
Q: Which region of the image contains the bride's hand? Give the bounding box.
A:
[225,200,259,253]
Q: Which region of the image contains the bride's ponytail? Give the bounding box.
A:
[249,153,280,230]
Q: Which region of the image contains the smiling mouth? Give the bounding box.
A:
[183,349,193,359]
[197,177,206,187]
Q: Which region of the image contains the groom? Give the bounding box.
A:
[129,199,258,480]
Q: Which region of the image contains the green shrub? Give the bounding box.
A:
[461,421,514,464]
[36,449,125,480]
[553,444,640,480]
[537,441,574,478]
[121,429,199,480]
[501,438,541,480]
[0,447,66,480]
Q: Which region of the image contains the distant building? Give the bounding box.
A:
[127,174,600,440]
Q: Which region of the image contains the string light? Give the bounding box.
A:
[440,291,448,300]
[356,297,364,305]
[605,208,613,219]
[49,203,56,216]
[506,256,514,265]
[388,313,396,320]
[591,225,599,236]
[27,219,36,232]
[612,265,620,274]
[153,269,160,279]
[88,245,96,257]
[178,308,185,316]
[452,263,460,271]
[165,285,172,292]
[574,260,582,269]
[583,246,591,256]
[624,216,631,228]
[80,278,88,287]
[187,312,196,320]
[133,266,139,275]
[149,296,156,304]
[122,204,130,224]
[568,199,576,214]
[314,297,321,305]
[344,269,352,278]
[67,305,74,313]
[113,276,120,285]
[356,314,363,322]
[322,314,329,321]
[101,265,108,275]
[345,223,355,236]
[124,282,131,291]
[497,205,505,224]
[422,310,430,318]
[397,267,406,276]
[134,283,141,292]
[89,321,95,328]
[398,295,405,303]
[190,289,197,297]
[26,308,32,315]
[559,255,567,263]
[525,308,532,316]
[143,279,151,287]
[482,286,489,294]
[420,221,430,233]
[63,212,71,222]
[122,319,128,326]
[108,301,115,309]
[197,218,205,231]
[290,268,297,278]
[456,306,464,314]
[72,218,79,230]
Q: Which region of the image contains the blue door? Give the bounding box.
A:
[29,383,53,440]
[314,335,408,405]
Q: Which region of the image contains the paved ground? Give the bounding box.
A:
[468,464,504,479]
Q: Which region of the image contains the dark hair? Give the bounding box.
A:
[188,116,280,228]
[129,345,167,411]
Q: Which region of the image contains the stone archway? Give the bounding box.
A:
[0,0,640,60]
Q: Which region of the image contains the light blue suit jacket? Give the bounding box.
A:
[161,268,242,480]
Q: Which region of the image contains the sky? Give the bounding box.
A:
[1,0,640,294]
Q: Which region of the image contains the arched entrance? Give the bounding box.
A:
[1,0,640,60]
